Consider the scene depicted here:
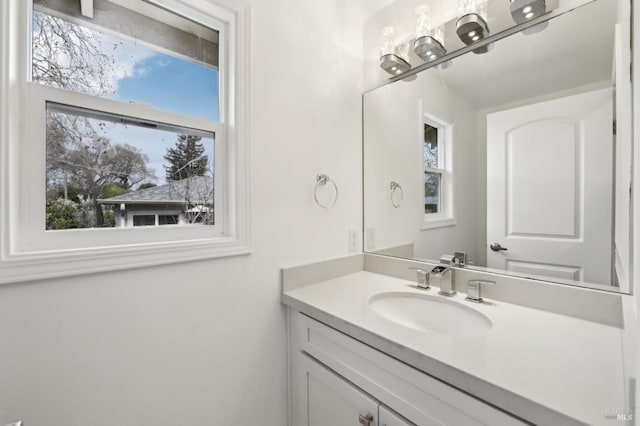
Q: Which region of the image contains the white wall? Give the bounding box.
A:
[0,1,391,425]
[363,68,481,263]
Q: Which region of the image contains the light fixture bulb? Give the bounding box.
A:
[456,0,490,54]
[509,0,548,34]
[414,22,447,64]
[380,54,411,75]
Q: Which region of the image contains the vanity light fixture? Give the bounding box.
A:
[413,5,448,65]
[456,0,492,54]
[509,0,548,34]
[379,26,411,75]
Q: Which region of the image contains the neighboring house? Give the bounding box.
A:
[98,175,214,227]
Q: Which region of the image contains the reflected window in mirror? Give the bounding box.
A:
[424,123,442,214]
[422,115,455,229]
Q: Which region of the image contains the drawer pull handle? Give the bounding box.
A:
[359,413,374,425]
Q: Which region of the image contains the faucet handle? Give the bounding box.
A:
[465,280,495,303]
[408,267,429,290]
[453,251,467,267]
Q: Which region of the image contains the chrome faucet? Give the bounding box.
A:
[440,251,468,267]
[431,265,455,296]
[408,267,429,290]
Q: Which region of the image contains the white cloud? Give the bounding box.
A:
[97,32,158,94]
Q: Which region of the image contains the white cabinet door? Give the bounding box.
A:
[304,354,379,426]
[379,405,416,426]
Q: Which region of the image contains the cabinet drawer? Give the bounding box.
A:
[294,312,527,426]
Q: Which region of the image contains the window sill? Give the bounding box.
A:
[0,237,251,285]
[421,217,456,230]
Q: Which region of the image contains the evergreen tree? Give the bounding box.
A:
[163,135,209,181]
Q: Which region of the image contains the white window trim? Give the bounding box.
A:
[421,110,456,230]
[0,0,251,285]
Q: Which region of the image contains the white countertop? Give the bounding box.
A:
[282,271,627,426]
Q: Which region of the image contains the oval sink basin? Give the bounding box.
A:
[369,292,492,335]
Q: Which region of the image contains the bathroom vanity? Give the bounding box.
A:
[281,255,629,426]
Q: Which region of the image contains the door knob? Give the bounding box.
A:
[359,413,374,426]
[490,242,508,252]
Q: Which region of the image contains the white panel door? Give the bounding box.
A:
[304,355,379,426]
[487,89,613,284]
[379,405,415,426]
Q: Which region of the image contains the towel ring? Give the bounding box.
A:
[390,181,403,208]
[314,174,338,209]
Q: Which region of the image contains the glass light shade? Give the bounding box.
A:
[396,42,410,62]
[380,26,396,57]
[458,0,488,20]
[431,25,445,45]
[458,0,476,17]
[477,1,488,21]
[415,5,431,39]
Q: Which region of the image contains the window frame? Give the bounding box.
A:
[0,0,251,284]
[421,112,456,230]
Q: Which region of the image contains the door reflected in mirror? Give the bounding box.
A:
[363,0,632,293]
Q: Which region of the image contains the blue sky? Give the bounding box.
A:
[104,50,219,184]
[114,54,219,122]
[95,40,218,185]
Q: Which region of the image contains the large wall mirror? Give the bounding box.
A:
[363,0,633,293]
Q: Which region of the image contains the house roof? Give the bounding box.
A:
[98,175,214,205]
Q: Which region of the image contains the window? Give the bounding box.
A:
[424,123,443,214]
[0,0,250,284]
[158,215,179,225]
[422,114,455,229]
[46,104,216,230]
[134,215,156,227]
[131,213,179,226]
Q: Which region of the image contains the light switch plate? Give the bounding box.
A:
[366,227,376,251]
[348,228,359,252]
[5,421,22,426]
